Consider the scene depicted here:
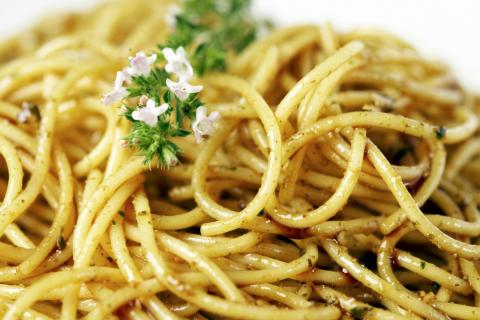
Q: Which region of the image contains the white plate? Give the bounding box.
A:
[1,0,479,90]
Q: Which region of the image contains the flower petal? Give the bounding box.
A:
[157,103,169,115]
[192,107,220,144]
[102,87,128,106]
[163,46,194,80]
[165,64,175,75]
[147,54,157,65]
[196,106,208,120]
[176,47,187,60]
[131,110,142,121]
[208,111,221,122]
[187,83,203,94]
[162,48,176,61]
[132,100,169,127]
[132,108,157,127]
[146,98,156,109]
[166,79,188,101]
[127,51,156,76]
[115,71,125,88]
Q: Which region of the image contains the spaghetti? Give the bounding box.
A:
[0,0,480,319]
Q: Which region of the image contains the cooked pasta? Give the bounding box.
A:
[0,0,479,319]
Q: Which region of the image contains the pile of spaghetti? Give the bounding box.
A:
[1,0,480,319]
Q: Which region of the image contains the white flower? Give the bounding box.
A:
[102,85,128,106]
[127,52,157,77]
[166,78,202,101]
[192,106,221,143]
[132,99,169,127]
[166,5,181,29]
[163,47,193,80]
[115,69,131,87]
[103,51,156,106]
[17,102,32,123]
[102,71,129,106]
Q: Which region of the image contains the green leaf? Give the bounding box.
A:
[57,234,66,250]
[163,90,172,103]
[350,307,369,319]
[175,128,191,137]
[435,126,447,139]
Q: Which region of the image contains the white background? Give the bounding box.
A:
[0,0,479,90]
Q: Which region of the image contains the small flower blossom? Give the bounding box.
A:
[103,71,129,106]
[17,102,32,123]
[132,99,169,127]
[192,106,221,143]
[166,78,202,101]
[103,52,156,106]
[163,47,194,80]
[127,52,157,77]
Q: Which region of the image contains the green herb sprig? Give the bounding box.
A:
[103,0,263,167]
[165,0,260,75]
[122,67,201,166]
